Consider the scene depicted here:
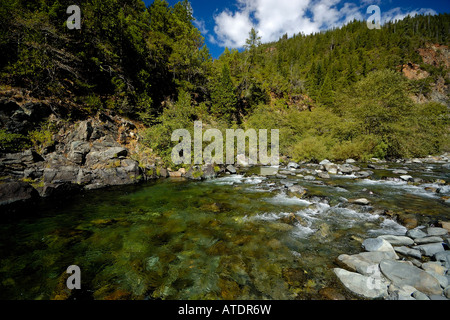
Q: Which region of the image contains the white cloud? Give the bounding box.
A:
[211,0,437,49]
[382,7,437,23]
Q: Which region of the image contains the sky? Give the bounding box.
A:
[143,0,450,58]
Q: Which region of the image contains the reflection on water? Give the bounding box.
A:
[0,162,448,300]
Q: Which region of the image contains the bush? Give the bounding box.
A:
[0,130,28,153]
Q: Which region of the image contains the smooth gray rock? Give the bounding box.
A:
[226,165,237,174]
[425,271,448,288]
[287,162,299,169]
[337,251,397,275]
[393,169,408,175]
[427,227,448,237]
[406,228,428,239]
[400,175,413,182]
[444,286,450,299]
[379,260,442,295]
[429,295,448,300]
[362,238,397,257]
[413,291,430,300]
[394,246,422,259]
[379,235,414,246]
[414,236,444,244]
[0,181,38,206]
[333,268,389,299]
[435,251,450,269]
[413,243,445,257]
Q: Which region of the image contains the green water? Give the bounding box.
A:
[0,163,449,300]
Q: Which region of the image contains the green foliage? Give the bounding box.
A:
[0,130,28,153]
[28,121,56,153]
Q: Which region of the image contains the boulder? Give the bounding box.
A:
[379,260,442,295]
[412,291,430,300]
[226,165,237,174]
[324,163,338,174]
[317,172,330,179]
[434,251,450,269]
[414,236,444,244]
[413,243,445,257]
[427,227,448,237]
[406,228,428,239]
[333,268,388,299]
[287,162,299,169]
[336,251,397,275]
[400,175,413,182]
[0,181,38,206]
[394,246,422,259]
[362,238,398,258]
[379,235,414,246]
[350,198,370,205]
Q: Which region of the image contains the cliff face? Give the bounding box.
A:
[402,44,450,107]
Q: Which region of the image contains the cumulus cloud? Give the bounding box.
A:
[211,0,437,48]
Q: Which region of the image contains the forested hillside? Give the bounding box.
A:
[1,0,449,165]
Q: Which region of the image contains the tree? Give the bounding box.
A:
[210,64,237,122]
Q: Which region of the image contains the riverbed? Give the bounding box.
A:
[0,160,449,300]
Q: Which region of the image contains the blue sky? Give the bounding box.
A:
[143,0,450,58]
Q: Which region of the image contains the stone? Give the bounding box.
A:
[429,295,448,300]
[393,169,408,175]
[406,228,427,239]
[356,171,372,178]
[413,243,445,257]
[304,175,315,181]
[226,165,237,174]
[394,246,422,259]
[350,198,370,205]
[319,159,331,165]
[336,251,397,275]
[425,271,448,289]
[426,227,448,237]
[434,251,450,269]
[287,162,299,169]
[324,163,338,174]
[317,172,330,179]
[168,171,182,178]
[379,235,414,246]
[400,175,413,182]
[362,238,398,258]
[346,159,356,164]
[413,290,430,300]
[338,164,354,174]
[414,236,444,244]
[388,284,416,300]
[333,268,388,299]
[379,260,442,295]
[0,181,38,206]
[287,185,307,198]
[445,286,450,299]
[439,221,450,233]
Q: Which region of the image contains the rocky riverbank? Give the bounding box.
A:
[333,225,450,300]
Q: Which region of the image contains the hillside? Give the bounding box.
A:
[0,0,449,168]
